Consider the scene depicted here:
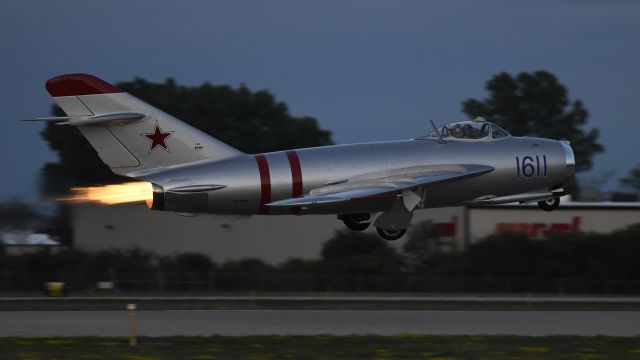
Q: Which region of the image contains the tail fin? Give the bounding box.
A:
[45,74,244,176]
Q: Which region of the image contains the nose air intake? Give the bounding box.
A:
[561,141,576,178]
[560,141,576,184]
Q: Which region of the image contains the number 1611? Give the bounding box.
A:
[516,155,547,178]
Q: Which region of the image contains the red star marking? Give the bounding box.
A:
[142,123,174,153]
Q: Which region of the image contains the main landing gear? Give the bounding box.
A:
[338,213,371,231]
[538,197,560,212]
[338,213,408,241]
[376,227,406,241]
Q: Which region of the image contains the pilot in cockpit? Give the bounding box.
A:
[462,124,473,138]
[420,118,510,141]
[451,124,463,138]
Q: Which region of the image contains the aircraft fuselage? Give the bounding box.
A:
[143,136,574,216]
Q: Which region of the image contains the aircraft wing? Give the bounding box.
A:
[267,164,493,208]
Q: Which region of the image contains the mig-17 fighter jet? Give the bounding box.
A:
[30,74,575,240]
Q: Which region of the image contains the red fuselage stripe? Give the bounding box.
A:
[286,150,303,214]
[254,154,271,214]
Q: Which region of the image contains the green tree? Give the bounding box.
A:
[462,71,603,173]
[85,248,155,274]
[0,201,43,231]
[40,77,333,196]
[279,258,321,273]
[34,205,72,247]
[402,220,445,271]
[321,230,404,275]
[219,258,276,273]
[174,253,215,274]
[620,164,640,191]
[462,232,544,278]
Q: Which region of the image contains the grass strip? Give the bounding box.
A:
[1,335,640,359]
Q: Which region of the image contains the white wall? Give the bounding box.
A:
[72,204,463,264]
[73,203,639,264]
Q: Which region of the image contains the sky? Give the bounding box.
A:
[1,0,639,201]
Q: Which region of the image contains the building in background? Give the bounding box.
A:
[1,231,60,255]
[72,202,640,265]
[469,203,639,240]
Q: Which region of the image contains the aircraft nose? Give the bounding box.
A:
[561,141,576,178]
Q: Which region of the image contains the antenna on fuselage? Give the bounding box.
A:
[429,120,446,144]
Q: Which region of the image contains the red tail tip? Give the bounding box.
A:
[46,73,123,97]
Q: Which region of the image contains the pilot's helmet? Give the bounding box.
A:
[452,124,463,137]
[462,124,472,137]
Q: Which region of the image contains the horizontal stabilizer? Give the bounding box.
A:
[24,112,147,126]
[21,116,70,122]
[22,112,146,126]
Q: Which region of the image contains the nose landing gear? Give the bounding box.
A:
[538,197,560,211]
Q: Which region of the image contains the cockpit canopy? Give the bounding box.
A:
[420,119,510,141]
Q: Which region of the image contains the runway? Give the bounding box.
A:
[2,310,640,337]
[3,295,640,303]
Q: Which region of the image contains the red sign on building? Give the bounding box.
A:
[496,217,581,237]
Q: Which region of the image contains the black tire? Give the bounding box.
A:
[338,214,371,231]
[538,197,560,212]
[376,227,407,241]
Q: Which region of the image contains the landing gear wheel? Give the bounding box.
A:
[538,197,560,212]
[376,227,407,241]
[338,214,371,232]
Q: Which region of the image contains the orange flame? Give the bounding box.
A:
[59,182,153,206]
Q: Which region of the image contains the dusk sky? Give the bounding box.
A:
[1,0,639,201]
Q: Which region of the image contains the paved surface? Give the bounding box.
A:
[2,310,640,336]
[3,295,640,303]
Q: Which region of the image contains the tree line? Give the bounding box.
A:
[2,223,639,294]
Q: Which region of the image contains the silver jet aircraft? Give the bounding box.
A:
[33,74,575,240]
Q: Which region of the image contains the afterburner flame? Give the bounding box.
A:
[59,182,153,206]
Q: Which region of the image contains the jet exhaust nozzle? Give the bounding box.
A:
[147,183,165,211]
[146,183,209,213]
